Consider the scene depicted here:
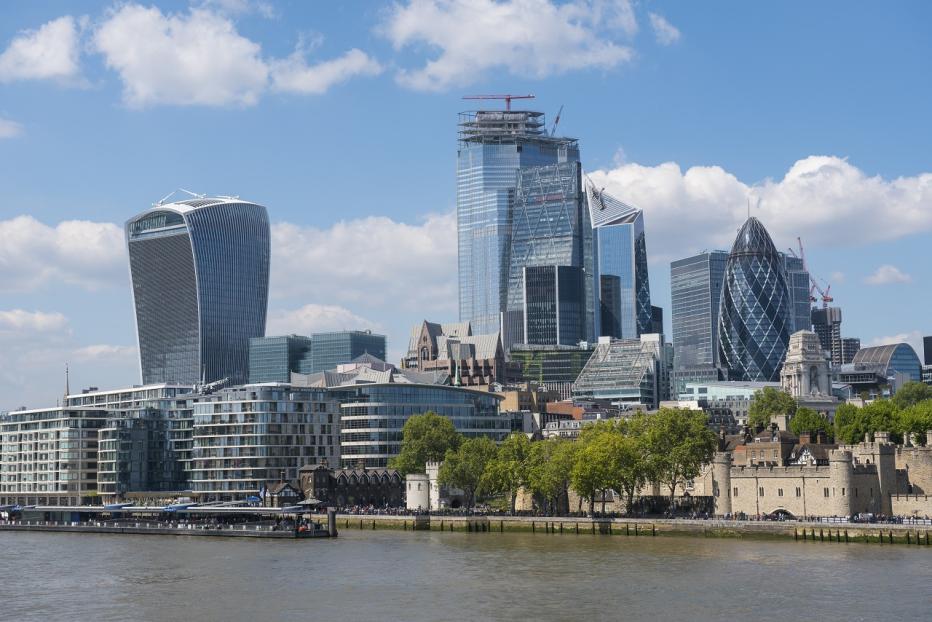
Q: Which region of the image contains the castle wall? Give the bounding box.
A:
[890,494,932,518]
[895,446,932,495]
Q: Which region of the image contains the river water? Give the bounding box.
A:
[0,529,927,621]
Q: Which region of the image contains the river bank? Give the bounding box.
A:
[324,513,932,546]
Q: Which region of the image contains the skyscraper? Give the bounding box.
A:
[307,330,387,373]
[718,217,792,382]
[670,250,729,393]
[521,265,585,346]
[783,254,811,333]
[505,161,595,344]
[126,197,270,385]
[457,109,580,335]
[584,178,652,338]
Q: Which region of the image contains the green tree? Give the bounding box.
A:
[900,400,932,446]
[748,387,797,431]
[891,382,932,410]
[389,412,462,475]
[437,436,498,509]
[644,408,717,501]
[482,433,533,515]
[526,439,564,515]
[834,400,902,444]
[789,407,834,441]
[570,432,615,515]
[833,402,862,444]
[603,432,650,512]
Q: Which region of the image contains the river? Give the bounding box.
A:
[0,530,927,621]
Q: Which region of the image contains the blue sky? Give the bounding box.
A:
[1,0,930,410]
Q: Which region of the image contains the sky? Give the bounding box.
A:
[1,0,930,410]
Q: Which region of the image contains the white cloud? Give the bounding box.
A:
[71,344,137,362]
[266,304,380,336]
[867,331,924,357]
[648,12,680,45]
[0,309,70,335]
[0,215,126,293]
[270,48,382,95]
[0,16,83,84]
[92,4,381,107]
[587,155,932,264]
[380,0,637,91]
[0,117,23,139]
[196,0,278,19]
[270,212,457,312]
[865,264,912,285]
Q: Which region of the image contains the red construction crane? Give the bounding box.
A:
[462,94,535,111]
[789,237,834,308]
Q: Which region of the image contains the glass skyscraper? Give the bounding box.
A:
[248,335,313,383]
[126,197,270,385]
[783,254,811,333]
[718,217,793,382]
[457,109,580,335]
[670,250,729,392]
[584,178,652,339]
[307,330,387,373]
[505,161,595,344]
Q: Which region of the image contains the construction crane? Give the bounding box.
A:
[462,94,535,111]
[550,104,564,136]
[789,237,834,308]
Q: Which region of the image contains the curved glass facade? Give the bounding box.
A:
[718,218,792,382]
[127,198,270,385]
[337,384,506,468]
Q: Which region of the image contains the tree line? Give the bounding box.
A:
[748,382,932,445]
[389,409,716,516]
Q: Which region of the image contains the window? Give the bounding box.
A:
[823,487,829,497]
[733,487,738,497]
[778,488,784,497]
[772,449,778,458]
[759,487,764,497]
[841,487,845,496]
[795,487,801,497]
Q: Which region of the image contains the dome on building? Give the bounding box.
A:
[718,217,792,382]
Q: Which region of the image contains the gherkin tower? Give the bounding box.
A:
[717,217,792,381]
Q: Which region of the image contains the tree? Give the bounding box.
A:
[833,402,863,444]
[437,436,498,510]
[526,439,563,515]
[748,387,797,431]
[644,408,717,501]
[834,400,902,445]
[389,412,462,475]
[482,433,533,515]
[789,407,833,441]
[892,382,932,410]
[900,400,932,446]
[602,432,650,512]
[570,433,615,516]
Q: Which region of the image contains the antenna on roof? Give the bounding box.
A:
[179,188,206,199]
[154,190,176,207]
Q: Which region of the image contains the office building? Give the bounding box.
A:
[783,254,811,333]
[403,320,519,386]
[811,307,843,364]
[248,335,313,383]
[572,334,670,408]
[836,343,922,399]
[718,217,793,382]
[925,336,932,366]
[307,330,386,374]
[651,306,664,336]
[126,197,270,385]
[457,108,580,335]
[507,343,595,399]
[584,178,652,338]
[504,161,596,345]
[670,250,729,394]
[291,358,507,468]
[840,338,861,365]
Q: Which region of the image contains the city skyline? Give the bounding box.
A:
[2,1,931,409]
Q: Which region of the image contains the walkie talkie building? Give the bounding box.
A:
[126,197,270,385]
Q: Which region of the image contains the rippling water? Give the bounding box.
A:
[1,530,928,621]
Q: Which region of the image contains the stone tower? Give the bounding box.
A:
[829,449,853,518]
[781,330,831,398]
[712,452,732,516]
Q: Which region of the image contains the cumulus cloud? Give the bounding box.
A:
[0,215,126,293]
[380,0,637,91]
[865,264,912,285]
[92,4,380,107]
[270,212,457,311]
[648,12,680,45]
[270,48,382,94]
[71,344,137,362]
[867,331,924,357]
[587,155,932,264]
[0,16,84,84]
[0,309,70,336]
[0,117,23,139]
[266,304,381,336]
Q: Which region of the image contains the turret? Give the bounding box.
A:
[829,449,853,518]
[712,452,733,516]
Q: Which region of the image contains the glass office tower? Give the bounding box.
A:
[505,161,595,344]
[248,335,313,383]
[670,250,729,393]
[718,217,792,382]
[584,179,652,338]
[521,265,585,346]
[783,254,811,333]
[308,330,387,373]
[457,109,580,335]
[126,197,270,385]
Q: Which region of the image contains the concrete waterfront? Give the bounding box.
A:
[323,513,932,546]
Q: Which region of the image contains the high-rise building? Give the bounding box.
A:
[248,335,313,383]
[651,305,664,337]
[811,307,843,364]
[457,109,579,335]
[307,330,387,374]
[783,254,811,333]
[504,161,595,344]
[670,250,729,393]
[840,338,861,365]
[924,336,932,366]
[125,197,270,385]
[718,217,793,382]
[520,265,585,346]
[584,178,652,338]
